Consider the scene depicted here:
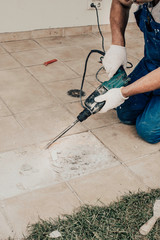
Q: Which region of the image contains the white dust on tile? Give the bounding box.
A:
[49,132,119,180]
[0,145,59,199]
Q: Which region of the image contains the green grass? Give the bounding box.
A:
[19,189,160,239]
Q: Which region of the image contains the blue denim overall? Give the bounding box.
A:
[117,3,160,143]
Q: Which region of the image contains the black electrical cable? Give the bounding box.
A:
[80,3,105,109]
[91,3,105,53]
[80,49,105,109]
[126,61,133,68]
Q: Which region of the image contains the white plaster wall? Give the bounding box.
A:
[0,0,137,33]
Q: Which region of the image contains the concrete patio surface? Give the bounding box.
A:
[0,23,160,239]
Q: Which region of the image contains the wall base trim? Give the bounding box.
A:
[0,23,136,42]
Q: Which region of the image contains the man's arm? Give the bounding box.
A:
[95,67,160,113]
[102,0,132,78]
[110,0,132,46]
[110,0,154,46]
[122,67,160,97]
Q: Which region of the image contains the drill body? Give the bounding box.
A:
[77,66,130,122]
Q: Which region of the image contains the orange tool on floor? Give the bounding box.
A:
[44,59,57,66]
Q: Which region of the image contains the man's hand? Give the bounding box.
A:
[95,87,128,113]
[103,45,127,79]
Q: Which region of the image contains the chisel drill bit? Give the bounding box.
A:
[45,119,79,149]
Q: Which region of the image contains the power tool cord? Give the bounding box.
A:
[80,49,105,109]
[80,49,105,108]
[92,3,105,53]
[80,3,105,109]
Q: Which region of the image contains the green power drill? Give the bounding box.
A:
[45,66,130,149]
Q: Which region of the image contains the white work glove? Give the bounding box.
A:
[103,45,127,79]
[95,88,128,113]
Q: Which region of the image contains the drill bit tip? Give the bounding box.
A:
[45,119,79,150]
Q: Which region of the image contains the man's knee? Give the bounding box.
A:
[117,106,136,125]
[136,121,160,144]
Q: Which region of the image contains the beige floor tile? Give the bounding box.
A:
[0,144,61,199]
[0,45,6,54]
[0,53,21,70]
[93,32,112,44]
[126,35,144,49]
[47,46,87,62]
[126,22,138,30]
[0,210,13,239]
[127,49,144,61]
[125,28,144,40]
[92,123,160,162]
[15,106,87,144]
[80,42,104,53]
[35,36,73,48]
[0,99,12,117]
[65,101,87,119]
[86,74,109,88]
[35,34,97,49]
[65,57,104,76]
[65,101,119,129]
[44,78,95,103]
[4,183,81,238]
[31,28,63,39]
[27,61,79,83]
[64,26,92,36]
[68,164,148,205]
[11,49,54,66]
[0,31,32,42]
[0,116,27,153]
[57,33,106,56]
[125,55,139,75]
[92,24,111,34]
[2,39,41,53]
[66,34,101,49]
[126,151,160,189]
[0,68,58,113]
